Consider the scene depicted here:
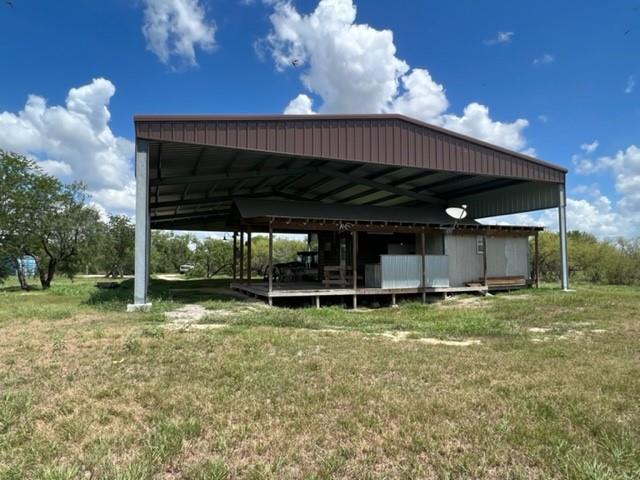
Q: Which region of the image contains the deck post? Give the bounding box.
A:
[391,293,397,307]
[128,139,151,311]
[268,221,273,295]
[315,296,320,309]
[482,235,488,288]
[232,232,237,281]
[239,228,244,282]
[558,184,570,291]
[247,228,252,285]
[420,231,426,303]
[352,230,358,309]
[534,231,540,288]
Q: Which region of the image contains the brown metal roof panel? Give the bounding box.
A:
[135,115,567,181]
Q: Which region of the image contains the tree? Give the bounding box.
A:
[190,238,232,278]
[0,150,101,289]
[150,231,195,273]
[102,215,134,277]
[249,235,307,276]
[25,183,101,289]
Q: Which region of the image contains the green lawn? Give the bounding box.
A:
[0,277,638,479]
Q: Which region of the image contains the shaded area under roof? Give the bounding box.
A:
[234,197,478,226]
[136,113,566,231]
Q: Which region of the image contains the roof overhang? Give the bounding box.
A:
[134,114,566,232]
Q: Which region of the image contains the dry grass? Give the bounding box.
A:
[0,278,639,479]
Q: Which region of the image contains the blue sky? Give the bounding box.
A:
[1,0,638,237]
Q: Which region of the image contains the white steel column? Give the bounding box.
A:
[128,140,152,311]
[558,184,569,291]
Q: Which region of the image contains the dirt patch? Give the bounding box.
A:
[165,304,210,324]
[379,330,481,346]
[528,327,551,333]
[438,296,488,309]
[313,328,480,346]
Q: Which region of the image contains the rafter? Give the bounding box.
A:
[316,167,445,205]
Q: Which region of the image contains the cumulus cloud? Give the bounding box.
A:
[284,93,316,114]
[264,0,532,152]
[36,159,73,177]
[266,0,408,113]
[481,194,630,239]
[142,0,216,67]
[439,103,529,152]
[0,78,135,216]
[533,53,555,65]
[484,31,514,45]
[388,68,449,123]
[580,140,599,154]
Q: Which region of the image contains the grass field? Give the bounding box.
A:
[0,277,638,479]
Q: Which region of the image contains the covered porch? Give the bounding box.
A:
[225,197,541,307]
[128,113,566,310]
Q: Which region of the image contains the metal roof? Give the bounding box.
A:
[136,114,566,231]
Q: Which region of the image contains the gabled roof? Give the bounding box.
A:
[138,113,566,231]
[135,113,566,183]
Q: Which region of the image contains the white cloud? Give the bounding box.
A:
[388,68,449,123]
[266,0,532,153]
[439,103,529,152]
[36,159,73,177]
[142,0,216,67]
[625,75,635,94]
[266,0,408,113]
[481,194,630,239]
[0,78,135,216]
[284,93,316,114]
[484,31,514,45]
[537,114,549,123]
[580,139,599,153]
[533,53,555,65]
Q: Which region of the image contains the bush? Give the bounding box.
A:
[532,231,640,285]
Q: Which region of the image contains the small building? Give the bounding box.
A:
[129,114,568,309]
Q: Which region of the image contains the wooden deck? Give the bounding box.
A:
[230,281,489,306]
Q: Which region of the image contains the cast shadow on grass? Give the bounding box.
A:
[84,277,241,312]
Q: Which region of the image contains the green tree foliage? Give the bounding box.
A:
[248,235,307,276]
[0,150,101,289]
[102,215,135,277]
[150,231,195,273]
[189,237,233,278]
[532,231,640,285]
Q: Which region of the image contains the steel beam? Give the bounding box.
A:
[558,184,569,290]
[317,167,445,205]
[150,167,316,187]
[128,140,152,311]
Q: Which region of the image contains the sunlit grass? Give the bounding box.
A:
[0,277,638,478]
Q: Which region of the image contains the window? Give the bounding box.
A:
[476,236,485,255]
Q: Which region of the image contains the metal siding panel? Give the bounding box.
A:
[444,235,483,286]
[135,116,566,182]
[363,121,371,161]
[257,121,267,150]
[425,255,450,287]
[247,122,256,149]
[380,255,422,289]
[266,122,276,151]
[354,121,362,161]
[305,121,314,156]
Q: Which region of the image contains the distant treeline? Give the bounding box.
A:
[534,231,640,285]
[3,150,639,289]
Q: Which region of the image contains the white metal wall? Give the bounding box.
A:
[486,237,529,278]
[444,235,484,286]
[444,234,529,286]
